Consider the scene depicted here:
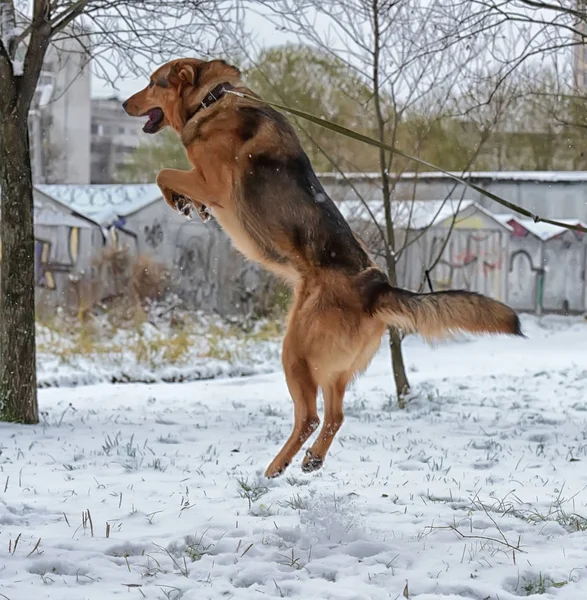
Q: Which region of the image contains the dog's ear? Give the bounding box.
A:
[178,64,198,85]
[169,61,200,88]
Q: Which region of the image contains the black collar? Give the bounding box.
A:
[194,82,234,115]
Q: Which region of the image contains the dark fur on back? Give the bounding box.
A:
[239,105,371,274]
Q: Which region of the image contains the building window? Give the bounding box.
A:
[91,123,98,134]
[38,74,53,86]
[115,144,136,154]
[119,126,125,134]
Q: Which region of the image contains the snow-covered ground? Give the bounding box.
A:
[1,314,587,600]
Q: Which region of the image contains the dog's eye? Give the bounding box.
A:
[149,80,155,88]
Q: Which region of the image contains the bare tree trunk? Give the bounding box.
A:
[0,99,39,423]
[0,0,54,424]
[379,162,410,405]
[371,0,410,407]
[0,0,228,424]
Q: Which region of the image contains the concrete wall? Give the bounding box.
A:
[119,202,270,316]
[322,173,587,221]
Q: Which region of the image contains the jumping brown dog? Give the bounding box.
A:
[123,58,523,478]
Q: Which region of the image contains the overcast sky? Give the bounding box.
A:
[89,2,572,100]
[90,8,297,99]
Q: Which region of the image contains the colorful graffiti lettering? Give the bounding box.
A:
[1,228,79,290]
[430,232,505,291]
[451,234,503,276]
[34,227,79,289]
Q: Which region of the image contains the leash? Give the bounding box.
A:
[225,89,587,235]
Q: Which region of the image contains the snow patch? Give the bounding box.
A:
[1,314,586,598]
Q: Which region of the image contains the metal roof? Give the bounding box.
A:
[35,209,93,228]
[338,198,476,230]
[36,184,162,226]
[494,214,586,240]
[319,171,587,183]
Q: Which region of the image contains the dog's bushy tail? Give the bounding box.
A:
[358,268,523,341]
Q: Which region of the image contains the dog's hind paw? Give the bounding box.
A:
[301,450,323,473]
[264,460,290,479]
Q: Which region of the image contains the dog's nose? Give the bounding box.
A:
[122,100,128,111]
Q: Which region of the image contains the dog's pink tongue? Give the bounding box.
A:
[143,108,163,133]
[144,112,155,132]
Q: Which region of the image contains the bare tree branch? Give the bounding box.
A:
[517,0,587,21]
[50,0,89,34]
[19,0,52,111]
[0,0,17,54]
[0,0,17,112]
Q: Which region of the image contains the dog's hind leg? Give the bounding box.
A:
[264,332,319,479]
[301,373,349,473]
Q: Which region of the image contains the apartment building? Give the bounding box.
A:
[25,34,92,184]
[90,97,144,183]
[574,3,587,89]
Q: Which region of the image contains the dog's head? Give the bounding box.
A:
[122,58,241,134]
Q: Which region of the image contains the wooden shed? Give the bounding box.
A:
[495,215,587,314]
[339,198,513,304]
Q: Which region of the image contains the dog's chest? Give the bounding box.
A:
[213,209,266,263]
[212,208,298,282]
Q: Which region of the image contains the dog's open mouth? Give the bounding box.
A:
[143,108,164,133]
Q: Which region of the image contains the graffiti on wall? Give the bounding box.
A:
[176,225,218,304]
[172,220,267,316]
[0,227,80,290]
[144,221,164,249]
[34,227,80,290]
[430,231,504,294]
[452,243,503,276]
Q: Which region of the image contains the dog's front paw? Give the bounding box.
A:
[197,204,211,223]
[171,193,195,219]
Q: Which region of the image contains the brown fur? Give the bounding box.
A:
[124,58,524,478]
